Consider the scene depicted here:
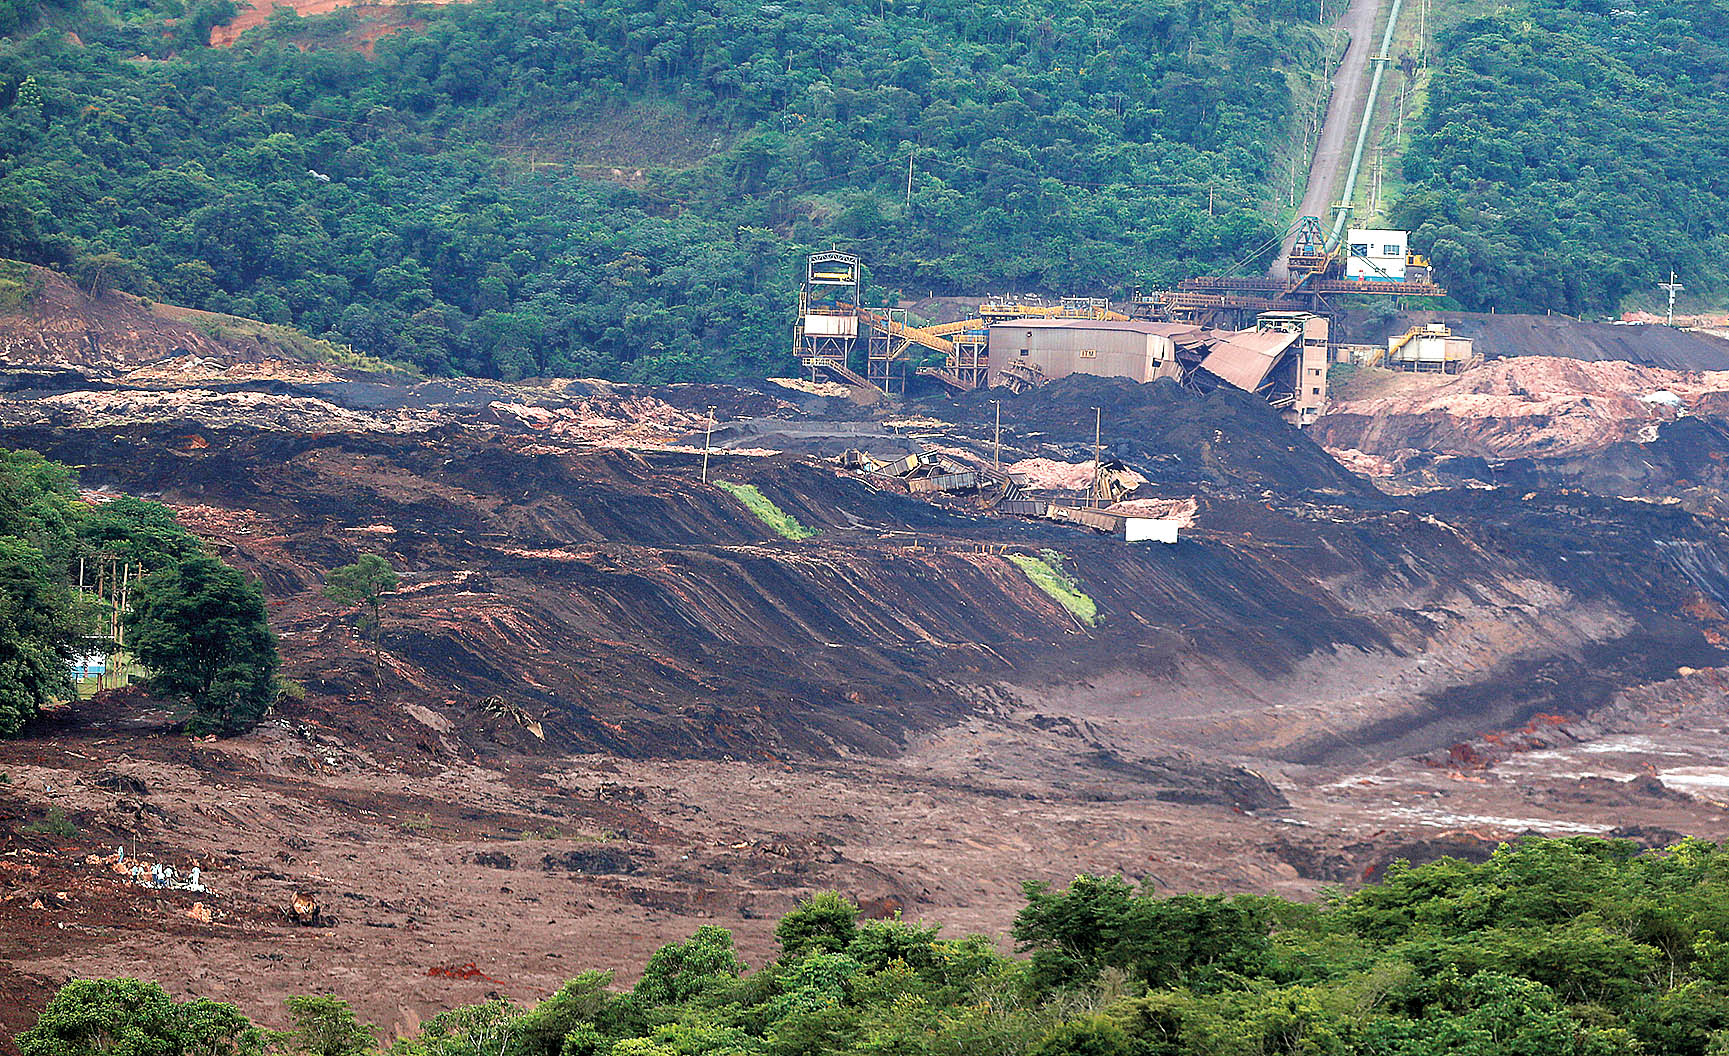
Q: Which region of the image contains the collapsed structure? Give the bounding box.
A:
[792,219,1443,424]
[988,312,1331,424]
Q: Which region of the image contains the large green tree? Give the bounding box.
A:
[124,553,279,735]
[17,978,264,1056]
[0,450,84,735]
[277,996,375,1056]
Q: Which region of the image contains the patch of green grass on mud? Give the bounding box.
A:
[1008,550,1098,626]
[714,481,818,540]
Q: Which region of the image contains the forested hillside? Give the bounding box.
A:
[25,839,1729,1056]
[1394,0,1729,317]
[0,0,1326,380]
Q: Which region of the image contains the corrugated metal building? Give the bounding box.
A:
[986,319,1195,386]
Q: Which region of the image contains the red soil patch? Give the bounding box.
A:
[210,0,465,50]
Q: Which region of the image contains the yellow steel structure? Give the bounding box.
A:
[856,306,958,356]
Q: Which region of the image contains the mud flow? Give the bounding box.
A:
[5,340,1729,1042]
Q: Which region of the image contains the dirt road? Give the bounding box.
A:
[1272,0,1385,277]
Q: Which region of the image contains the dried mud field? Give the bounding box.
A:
[8,673,1729,1045]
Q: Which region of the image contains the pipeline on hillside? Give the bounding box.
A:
[1326,0,1407,251]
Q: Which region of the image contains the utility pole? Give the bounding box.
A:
[1660,271,1684,326]
[1091,407,1103,508]
[701,406,717,483]
[991,399,1003,468]
[1373,148,1383,214]
[906,151,914,212]
[1419,0,1428,65]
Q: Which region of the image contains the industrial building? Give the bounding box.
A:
[1141,216,1445,328]
[1195,312,1330,424]
[1345,228,1410,281]
[986,312,1330,425]
[986,319,1189,388]
[788,228,1445,423]
[1386,323,1473,372]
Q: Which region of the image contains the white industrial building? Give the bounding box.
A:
[1346,229,1409,281]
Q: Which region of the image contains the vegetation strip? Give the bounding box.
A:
[713,481,817,541]
[1007,550,1098,626]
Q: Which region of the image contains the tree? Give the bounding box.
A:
[1030,1017,1132,1056]
[389,1001,519,1056]
[19,978,264,1056]
[0,449,87,737]
[775,892,859,959]
[124,554,279,735]
[0,536,77,736]
[516,972,614,1056]
[631,925,747,1007]
[322,554,398,690]
[1013,875,1276,993]
[277,996,375,1056]
[68,251,153,300]
[78,496,202,569]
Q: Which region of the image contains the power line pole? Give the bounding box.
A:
[906,151,914,212]
[991,399,1002,468]
[1419,0,1428,66]
[1660,271,1684,327]
[1091,407,1103,508]
[701,406,717,483]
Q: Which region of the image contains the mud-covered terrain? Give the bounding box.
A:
[1336,308,1729,370]
[7,331,1729,1044]
[1318,356,1729,517]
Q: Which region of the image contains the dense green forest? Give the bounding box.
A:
[23,838,1729,1056]
[0,447,280,737]
[0,0,1327,380]
[1394,0,1729,316]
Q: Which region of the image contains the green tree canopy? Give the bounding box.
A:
[38,843,1729,1056]
[18,978,264,1056]
[774,892,859,960]
[277,996,376,1056]
[124,553,279,734]
[323,553,399,690]
[0,0,1328,380]
[0,450,84,735]
[1396,0,1729,314]
[78,496,203,570]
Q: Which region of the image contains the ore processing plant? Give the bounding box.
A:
[793,213,1453,424]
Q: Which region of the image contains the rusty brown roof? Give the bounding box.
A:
[1197,329,1301,392]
